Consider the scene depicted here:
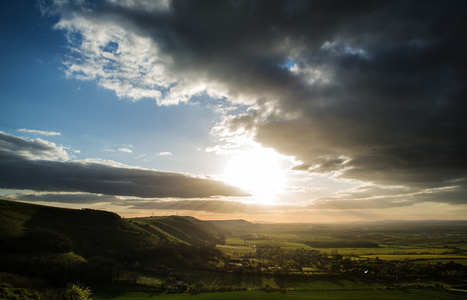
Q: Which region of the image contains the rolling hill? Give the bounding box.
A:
[0,199,224,257]
[208,219,260,233]
[0,199,229,289]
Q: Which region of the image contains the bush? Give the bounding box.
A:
[0,283,40,300]
[64,283,93,300]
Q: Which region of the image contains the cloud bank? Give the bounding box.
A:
[0,132,246,198]
[41,0,467,209]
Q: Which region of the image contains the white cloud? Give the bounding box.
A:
[118,148,133,153]
[157,151,172,156]
[18,128,61,136]
[54,11,177,103]
[106,0,171,12]
[75,158,138,169]
[50,1,234,106]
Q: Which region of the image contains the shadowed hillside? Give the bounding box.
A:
[0,199,224,256]
[0,199,159,256]
[0,199,228,292]
[0,199,229,296]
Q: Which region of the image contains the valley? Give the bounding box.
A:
[1,199,466,299]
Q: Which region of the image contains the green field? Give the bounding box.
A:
[187,271,382,290]
[216,244,253,255]
[225,237,247,245]
[415,258,467,265]
[305,247,455,256]
[96,289,464,300]
[246,240,312,249]
[362,254,467,261]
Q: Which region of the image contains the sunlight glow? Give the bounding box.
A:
[224,148,285,204]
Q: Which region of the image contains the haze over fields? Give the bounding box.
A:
[1,0,466,222]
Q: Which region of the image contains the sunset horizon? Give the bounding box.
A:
[1,0,466,223]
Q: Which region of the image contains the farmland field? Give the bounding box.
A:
[416,258,467,265]
[2,200,467,300]
[300,247,456,256]
[216,244,253,255]
[361,254,467,261]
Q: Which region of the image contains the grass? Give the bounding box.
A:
[184,271,386,291]
[224,237,246,245]
[0,201,37,237]
[54,251,87,262]
[274,277,385,290]
[216,245,253,255]
[116,271,164,286]
[95,289,465,299]
[247,240,312,249]
[187,271,273,289]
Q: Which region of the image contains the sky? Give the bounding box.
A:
[1,0,466,223]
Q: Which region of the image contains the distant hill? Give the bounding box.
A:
[208,219,260,233]
[0,199,223,257]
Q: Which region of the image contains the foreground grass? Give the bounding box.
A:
[96,289,464,300]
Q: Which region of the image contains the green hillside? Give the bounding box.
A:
[0,199,224,256]
[0,199,229,296]
[0,199,159,256]
[131,216,224,246]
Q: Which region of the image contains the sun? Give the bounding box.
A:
[224,148,285,203]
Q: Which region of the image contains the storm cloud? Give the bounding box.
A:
[0,132,246,198]
[45,1,467,200]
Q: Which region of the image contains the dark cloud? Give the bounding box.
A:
[4,192,120,204]
[122,199,252,213]
[2,191,287,214]
[0,132,246,198]
[121,198,304,214]
[49,1,467,193]
[309,182,467,209]
[0,131,69,161]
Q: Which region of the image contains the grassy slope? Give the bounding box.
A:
[209,219,259,233]
[0,199,40,237]
[0,200,223,257]
[131,216,223,246]
[0,199,160,256]
[97,289,464,300]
